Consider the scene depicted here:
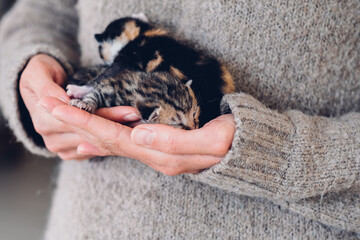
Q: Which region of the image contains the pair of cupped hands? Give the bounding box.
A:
[20,54,235,175]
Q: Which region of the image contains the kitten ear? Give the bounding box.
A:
[94,34,103,43]
[131,12,149,23]
[185,80,193,87]
[136,102,160,121]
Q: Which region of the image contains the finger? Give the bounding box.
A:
[52,101,224,174]
[52,104,132,143]
[130,114,236,156]
[51,105,221,173]
[21,69,69,103]
[30,54,68,87]
[22,54,69,102]
[39,96,68,113]
[31,108,72,135]
[41,97,141,125]
[58,149,94,161]
[77,135,221,174]
[29,97,74,135]
[95,106,140,123]
[43,133,85,154]
[77,142,105,156]
[144,154,222,176]
[37,80,70,103]
[127,120,142,128]
[77,137,221,174]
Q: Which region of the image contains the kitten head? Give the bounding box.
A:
[136,80,200,130]
[95,14,151,65]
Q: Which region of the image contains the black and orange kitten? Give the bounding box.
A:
[67,66,200,129]
[94,13,235,126]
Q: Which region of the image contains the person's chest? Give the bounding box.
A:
[76,0,359,117]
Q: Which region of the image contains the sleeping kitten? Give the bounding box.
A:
[94,14,235,126]
[67,66,200,130]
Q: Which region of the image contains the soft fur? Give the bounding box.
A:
[94,15,235,126]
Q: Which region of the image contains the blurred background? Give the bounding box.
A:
[0,1,59,240]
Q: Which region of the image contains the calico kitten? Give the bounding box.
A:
[67,66,200,130]
[94,14,235,126]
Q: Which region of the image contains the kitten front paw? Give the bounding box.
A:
[69,99,97,113]
[66,84,94,99]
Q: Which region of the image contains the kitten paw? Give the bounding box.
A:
[66,84,94,99]
[131,12,148,22]
[69,99,97,113]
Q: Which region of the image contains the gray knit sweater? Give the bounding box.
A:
[0,0,359,239]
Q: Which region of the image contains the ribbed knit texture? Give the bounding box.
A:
[0,0,359,239]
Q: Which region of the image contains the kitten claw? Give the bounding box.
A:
[69,99,97,113]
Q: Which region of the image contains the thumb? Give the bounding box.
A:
[40,81,70,103]
[24,54,70,103]
[130,114,235,156]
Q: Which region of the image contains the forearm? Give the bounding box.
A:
[192,93,360,201]
[0,0,79,155]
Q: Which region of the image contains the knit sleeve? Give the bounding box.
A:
[0,0,80,156]
[191,93,360,202]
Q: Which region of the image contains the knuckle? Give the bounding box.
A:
[20,67,33,83]
[113,123,125,141]
[212,125,234,156]
[161,167,181,176]
[212,140,230,156]
[82,113,94,129]
[34,123,49,135]
[97,143,113,156]
[163,135,178,154]
[58,152,75,161]
[159,160,185,176]
[43,140,60,153]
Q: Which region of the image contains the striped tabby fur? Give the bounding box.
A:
[67,65,200,129]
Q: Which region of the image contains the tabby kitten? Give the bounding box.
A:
[94,14,235,126]
[67,66,200,130]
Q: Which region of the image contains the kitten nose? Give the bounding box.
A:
[183,126,192,130]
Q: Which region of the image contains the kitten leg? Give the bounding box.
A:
[68,86,102,113]
[67,84,98,113]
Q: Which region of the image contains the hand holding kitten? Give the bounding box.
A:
[19,54,140,160]
[43,97,235,175]
[19,54,93,160]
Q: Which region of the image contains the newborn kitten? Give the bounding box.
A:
[67,66,200,130]
[94,14,235,126]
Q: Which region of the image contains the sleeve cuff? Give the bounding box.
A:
[190,93,295,200]
[0,45,75,157]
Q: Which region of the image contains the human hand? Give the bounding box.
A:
[19,54,140,160]
[44,97,235,175]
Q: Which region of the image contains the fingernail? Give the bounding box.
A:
[77,145,87,154]
[132,128,156,146]
[123,113,140,122]
[59,97,69,104]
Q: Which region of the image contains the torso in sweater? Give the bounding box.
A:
[43,1,360,239]
[77,0,359,117]
[0,0,353,239]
